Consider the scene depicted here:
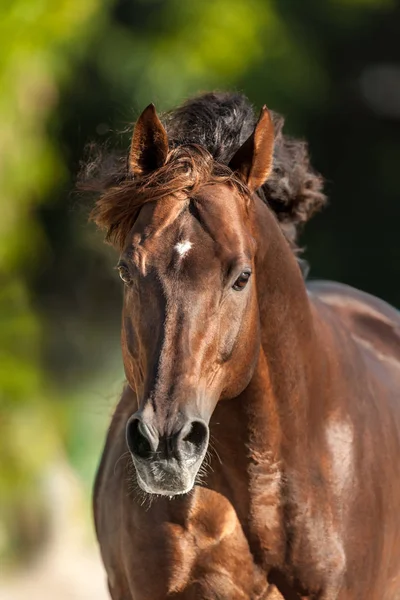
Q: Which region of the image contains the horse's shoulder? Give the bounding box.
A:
[307,280,400,366]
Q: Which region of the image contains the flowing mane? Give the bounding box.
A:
[80,92,326,252]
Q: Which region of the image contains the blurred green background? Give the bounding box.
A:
[1,0,399,596]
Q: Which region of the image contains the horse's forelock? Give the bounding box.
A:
[80,92,326,255]
[86,144,247,251]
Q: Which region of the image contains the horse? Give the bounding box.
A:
[84,92,400,599]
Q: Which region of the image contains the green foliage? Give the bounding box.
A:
[96,0,327,112]
[0,0,109,564]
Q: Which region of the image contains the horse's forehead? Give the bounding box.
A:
[131,184,250,272]
[134,183,248,250]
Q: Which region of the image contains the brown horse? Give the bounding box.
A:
[85,93,400,599]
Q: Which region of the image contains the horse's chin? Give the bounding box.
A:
[136,474,194,497]
[133,459,199,497]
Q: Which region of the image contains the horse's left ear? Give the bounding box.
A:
[229,105,274,191]
[129,103,169,177]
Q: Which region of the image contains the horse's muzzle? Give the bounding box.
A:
[126,416,209,495]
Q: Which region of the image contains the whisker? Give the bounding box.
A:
[208,436,223,465]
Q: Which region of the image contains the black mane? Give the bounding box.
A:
[81,91,326,261]
[163,92,326,252]
[164,92,256,163]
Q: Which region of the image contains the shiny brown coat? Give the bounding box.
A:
[90,97,400,599]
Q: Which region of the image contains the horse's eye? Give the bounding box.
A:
[118,265,132,285]
[232,270,251,291]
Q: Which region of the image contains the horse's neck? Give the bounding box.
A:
[253,195,322,440]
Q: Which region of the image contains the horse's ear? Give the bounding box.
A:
[229,105,274,191]
[129,103,169,177]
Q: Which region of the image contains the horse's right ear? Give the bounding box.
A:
[129,104,169,177]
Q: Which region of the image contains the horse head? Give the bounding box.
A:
[91,103,274,495]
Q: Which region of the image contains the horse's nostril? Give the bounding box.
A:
[127,417,208,462]
[182,420,209,457]
[126,418,156,460]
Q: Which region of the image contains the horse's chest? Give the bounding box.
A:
[246,453,349,598]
